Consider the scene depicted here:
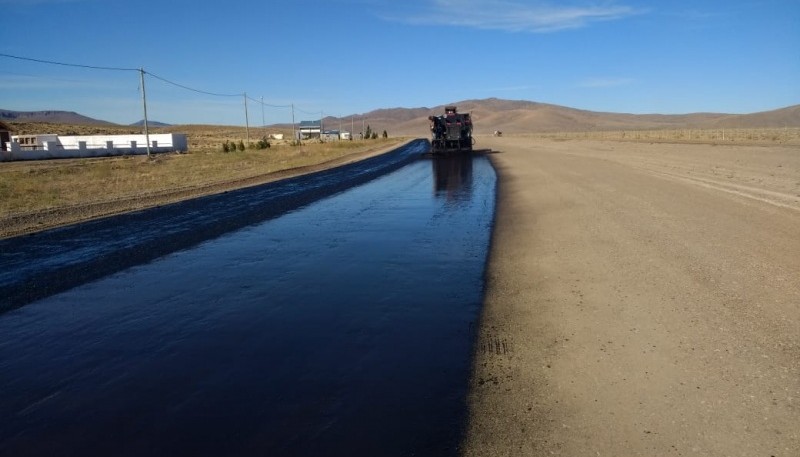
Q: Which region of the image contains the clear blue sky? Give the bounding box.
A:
[1,0,798,125]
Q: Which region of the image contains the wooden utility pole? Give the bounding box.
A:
[291,104,296,143]
[243,93,250,144]
[139,68,151,158]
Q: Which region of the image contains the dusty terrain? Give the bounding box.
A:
[463,136,800,456]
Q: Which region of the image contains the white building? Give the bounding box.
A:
[2,133,188,161]
[297,120,322,140]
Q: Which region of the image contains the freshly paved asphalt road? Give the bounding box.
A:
[0,149,496,457]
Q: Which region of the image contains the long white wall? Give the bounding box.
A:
[2,133,188,161]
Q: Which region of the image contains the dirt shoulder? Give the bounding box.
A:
[0,139,412,239]
[463,137,800,456]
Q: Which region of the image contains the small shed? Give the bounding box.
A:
[321,130,341,141]
[297,120,322,139]
[0,121,13,152]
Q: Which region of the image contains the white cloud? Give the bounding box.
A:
[383,0,641,33]
[578,77,634,88]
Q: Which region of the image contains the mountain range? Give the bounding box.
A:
[0,110,171,128]
[0,110,114,125]
[324,99,800,136]
[3,99,799,136]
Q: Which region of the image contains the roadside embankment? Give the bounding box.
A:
[0,139,427,312]
[0,138,410,238]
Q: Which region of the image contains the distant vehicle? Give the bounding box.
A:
[428,106,473,153]
[493,130,502,137]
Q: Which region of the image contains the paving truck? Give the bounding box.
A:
[429,106,473,153]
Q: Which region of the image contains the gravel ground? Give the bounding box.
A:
[463,137,800,456]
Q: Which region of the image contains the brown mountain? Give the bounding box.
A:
[6,99,798,136]
[709,104,800,129]
[0,109,114,125]
[323,98,800,136]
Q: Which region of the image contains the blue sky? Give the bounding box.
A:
[1,0,798,125]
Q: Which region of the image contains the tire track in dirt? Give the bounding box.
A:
[637,168,800,211]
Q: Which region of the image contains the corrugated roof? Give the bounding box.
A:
[299,120,321,128]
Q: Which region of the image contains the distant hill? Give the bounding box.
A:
[321,99,800,136]
[130,120,172,128]
[5,100,798,136]
[0,110,114,125]
[709,105,800,129]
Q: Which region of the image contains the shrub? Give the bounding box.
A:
[256,137,271,149]
[237,140,245,151]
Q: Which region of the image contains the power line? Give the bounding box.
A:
[245,95,291,109]
[0,52,138,72]
[145,70,241,98]
[1,52,338,125]
[295,106,324,117]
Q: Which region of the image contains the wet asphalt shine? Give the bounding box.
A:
[0,141,497,457]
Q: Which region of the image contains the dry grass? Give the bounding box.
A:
[1,122,405,217]
[513,127,800,146]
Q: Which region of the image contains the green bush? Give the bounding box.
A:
[256,137,271,149]
[237,140,245,151]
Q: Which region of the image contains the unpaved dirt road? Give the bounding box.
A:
[464,137,800,456]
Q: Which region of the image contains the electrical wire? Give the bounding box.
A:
[0,52,138,72]
[294,106,324,117]
[144,70,241,98]
[245,95,292,109]
[1,52,334,121]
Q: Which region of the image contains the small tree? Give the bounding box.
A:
[371,132,378,140]
[382,130,388,139]
[237,140,245,151]
[222,142,230,152]
[257,137,271,149]
[364,124,372,140]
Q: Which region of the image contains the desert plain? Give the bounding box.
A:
[463,136,799,456]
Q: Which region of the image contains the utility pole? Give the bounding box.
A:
[291,103,296,143]
[261,96,266,138]
[139,68,151,159]
[243,93,250,144]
